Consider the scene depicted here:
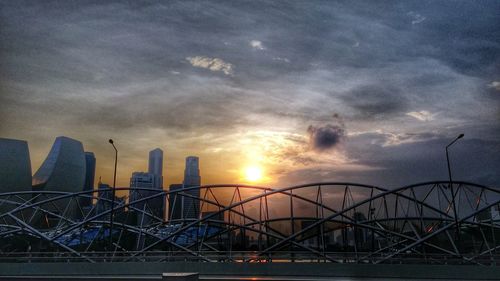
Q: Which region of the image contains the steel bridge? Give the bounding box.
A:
[0,181,499,265]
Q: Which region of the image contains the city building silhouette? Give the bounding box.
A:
[81,152,96,209]
[148,148,163,189]
[183,156,201,219]
[0,138,32,194]
[168,156,201,221]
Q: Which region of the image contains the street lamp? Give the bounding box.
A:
[108,139,118,249]
[445,133,464,248]
[446,133,464,186]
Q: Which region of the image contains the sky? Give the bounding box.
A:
[0,1,499,190]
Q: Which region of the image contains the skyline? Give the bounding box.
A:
[0,1,499,189]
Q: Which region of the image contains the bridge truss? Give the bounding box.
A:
[0,181,499,264]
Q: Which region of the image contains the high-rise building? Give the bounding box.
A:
[0,138,32,215]
[96,180,125,222]
[184,156,201,186]
[168,184,183,220]
[32,136,86,220]
[129,172,163,224]
[353,212,369,247]
[0,138,32,194]
[130,172,158,192]
[81,152,96,208]
[166,156,201,222]
[96,181,112,220]
[183,156,201,219]
[148,148,163,189]
[128,148,165,224]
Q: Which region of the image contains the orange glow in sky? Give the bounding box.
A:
[244,166,263,183]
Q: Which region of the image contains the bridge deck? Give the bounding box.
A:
[0,262,499,280]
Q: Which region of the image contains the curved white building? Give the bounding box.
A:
[32,136,86,193]
[32,136,86,223]
[0,138,32,193]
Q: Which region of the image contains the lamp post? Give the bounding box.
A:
[446,134,464,186]
[108,139,117,249]
[446,133,464,248]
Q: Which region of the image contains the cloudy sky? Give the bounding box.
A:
[0,1,499,189]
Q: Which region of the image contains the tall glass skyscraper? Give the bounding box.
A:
[82,152,96,208]
[183,156,201,219]
[148,148,163,189]
[166,156,201,221]
[129,148,164,224]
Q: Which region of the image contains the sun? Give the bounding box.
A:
[244,166,263,182]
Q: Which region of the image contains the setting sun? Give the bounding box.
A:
[244,166,263,182]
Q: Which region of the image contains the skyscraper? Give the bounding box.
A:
[183,156,201,219]
[168,184,183,220]
[184,156,200,186]
[148,148,163,189]
[128,148,165,224]
[0,138,32,216]
[129,172,163,224]
[82,152,96,208]
[0,138,32,194]
[96,181,112,221]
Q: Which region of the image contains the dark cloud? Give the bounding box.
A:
[339,85,408,119]
[307,124,345,151]
[305,114,347,153]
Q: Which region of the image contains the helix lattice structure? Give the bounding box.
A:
[0,181,499,264]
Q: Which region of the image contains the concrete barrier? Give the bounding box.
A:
[0,262,499,280]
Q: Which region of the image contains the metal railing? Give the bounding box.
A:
[1,251,499,265]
